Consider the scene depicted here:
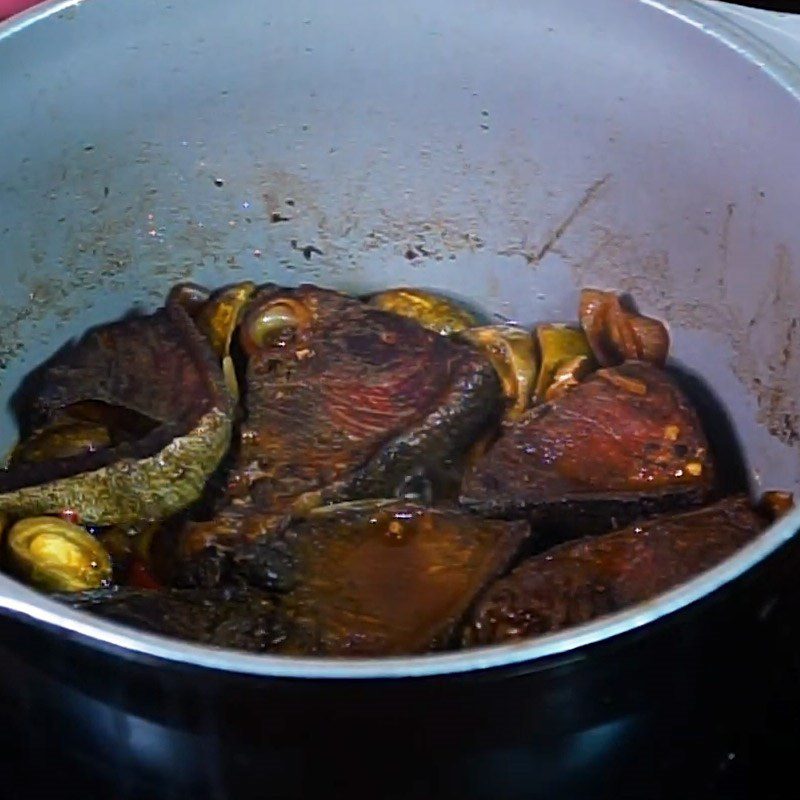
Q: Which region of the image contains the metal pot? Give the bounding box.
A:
[1,0,800,797]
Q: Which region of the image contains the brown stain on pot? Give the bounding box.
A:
[566,223,800,448]
[258,166,490,271]
[734,244,800,446]
[3,155,799,454]
[496,174,611,265]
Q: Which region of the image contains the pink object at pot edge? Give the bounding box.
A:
[0,0,42,21]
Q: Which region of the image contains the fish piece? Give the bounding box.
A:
[240,286,502,508]
[0,302,233,524]
[178,285,503,560]
[460,361,714,535]
[65,586,284,651]
[229,501,528,655]
[164,500,289,588]
[464,496,764,646]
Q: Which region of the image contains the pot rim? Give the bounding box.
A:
[0,0,798,679]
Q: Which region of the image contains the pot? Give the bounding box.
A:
[1,0,800,797]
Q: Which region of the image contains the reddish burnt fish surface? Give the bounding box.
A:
[464,496,763,646]
[460,361,714,535]
[232,501,528,656]
[178,285,502,561]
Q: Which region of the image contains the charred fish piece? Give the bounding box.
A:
[464,496,764,647]
[239,285,503,508]
[460,361,715,536]
[65,586,284,651]
[177,285,503,560]
[163,499,291,588]
[229,501,528,656]
[0,302,233,525]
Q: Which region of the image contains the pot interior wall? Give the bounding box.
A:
[1,0,800,493]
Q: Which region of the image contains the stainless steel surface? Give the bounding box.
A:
[1,0,799,678]
[707,1,800,61]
